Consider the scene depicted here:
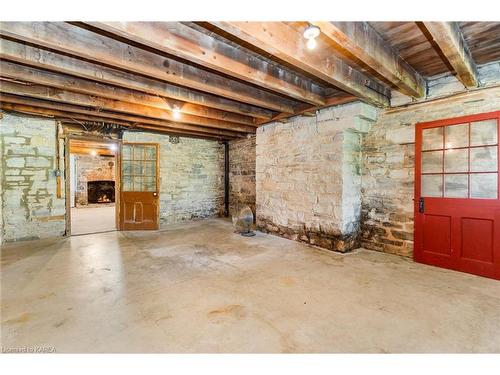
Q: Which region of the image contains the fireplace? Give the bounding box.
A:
[87,180,115,204]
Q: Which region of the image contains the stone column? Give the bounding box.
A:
[256,101,377,252]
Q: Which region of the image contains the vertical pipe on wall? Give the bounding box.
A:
[224,141,229,217]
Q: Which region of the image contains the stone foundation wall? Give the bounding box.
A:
[229,135,256,217]
[75,154,115,205]
[256,102,376,252]
[0,113,66,241]
[123,132,224,226]
[361,87,500,257]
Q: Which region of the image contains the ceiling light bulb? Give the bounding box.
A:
[306,38,317,50]
[109,144,117,151]
[303,24,320,40]
[172,106,181,120]
[90,150,97,156]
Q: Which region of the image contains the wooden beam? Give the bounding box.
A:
[0,80,256,133]
[0,22,297,113]
[422,22,479,88]
[256,95,358,125]
[0,94,245,139]
[84,22,326,106]
[69,145,115,156]
[0,39,274,120]
[1,102,231,140]
[0,60,256,126]
[312,22,426,98]
[207,22,391,107]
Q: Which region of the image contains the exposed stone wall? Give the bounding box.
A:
[123,132,224,226]
[0,115,3,244]
[361,87,500,257]
[256,102,376,252]
[229,135,256,217]
[0,113,66,241]
[74,154,115,206]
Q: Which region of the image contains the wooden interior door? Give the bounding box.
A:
[414,111,500,280]
[120,142,159,230]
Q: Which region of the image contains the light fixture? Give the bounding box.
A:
[303,24,320,50]
[306,38,317,50]
[109,144,117,152]
[90,150,97,156]
[172,106,181,120]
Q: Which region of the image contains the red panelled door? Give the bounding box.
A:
[415,111,500,280]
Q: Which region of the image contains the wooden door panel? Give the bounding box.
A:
[415,111,500,280]
[461,217,494,263]
[422,214,452,256]
[119,143,159,230]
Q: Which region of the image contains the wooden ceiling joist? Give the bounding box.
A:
[0,94,245,139]
[0,22,297,113]
[312,22,426,98]
[207,22,391,108]
[256,95,358,125]
[0,60,256,126]
[1,102,233,141]
[0,39,274,120]
[83,22,327,106]
[0,80,256,133]
[422,22,479,88]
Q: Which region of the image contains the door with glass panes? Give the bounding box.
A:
[415,111,500,280]
[120,142,159,230]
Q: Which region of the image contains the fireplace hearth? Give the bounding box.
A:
[88,180,115,204]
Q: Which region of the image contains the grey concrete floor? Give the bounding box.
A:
[1,219,499,353]
[71,205,116,235]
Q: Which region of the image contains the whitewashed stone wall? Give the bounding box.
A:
[256,102,376,251]
[361,87,500,257]
[1,113,66,241]
[123,131,224,226]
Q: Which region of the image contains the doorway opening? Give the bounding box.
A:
[67,138,119,236]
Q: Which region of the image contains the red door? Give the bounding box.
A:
[415,111,500,280]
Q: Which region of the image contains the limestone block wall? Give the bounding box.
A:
[123,132,224,226]
[361,87,500,257]
[228,135,256,217]
[74,154,115,206]
[256,102,376,252]
[1,113,66,241]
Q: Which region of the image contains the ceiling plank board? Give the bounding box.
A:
[0,39,275,120]
[208,22,391,107]
[0,22,297,113]
[312,22,426,98]
[0,95,244,139]
[0,80,256,133]
[84,22,326,106]
[422,22,479,88]
[0,60,256,126]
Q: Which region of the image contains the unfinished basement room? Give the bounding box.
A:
[1,12,500,358]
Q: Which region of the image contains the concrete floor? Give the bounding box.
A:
[71,205,116,235]
[1,219,499,353]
